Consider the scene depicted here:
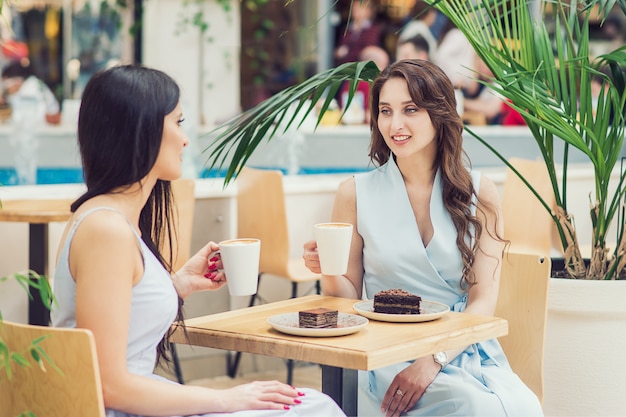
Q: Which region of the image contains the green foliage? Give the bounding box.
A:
[203,60,380,183]
[422,0,626,279]
[204,0,626,279]
[0,271,58,383]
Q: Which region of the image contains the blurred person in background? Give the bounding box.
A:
[396,34,431,61]
[397,1,438,59]
[340,45,390,125]
[1,59,60,125]
[334,0,383,66]
[432,19,475,91]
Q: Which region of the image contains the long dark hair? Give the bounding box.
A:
[72,64,182,364]
[369,59,499,288]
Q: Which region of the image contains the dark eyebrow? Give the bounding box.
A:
[378,100,415,106]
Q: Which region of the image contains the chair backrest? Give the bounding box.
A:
[0,321,105,417]
[495,252,551,404]
[235,167,290,277]
[166,178,196,271]
[502,157,556,256]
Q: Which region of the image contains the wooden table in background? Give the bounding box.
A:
[0,199,71,325]
[171,295,508,416]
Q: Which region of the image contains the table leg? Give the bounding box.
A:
[321,365,358,417]
[28,223,50,326]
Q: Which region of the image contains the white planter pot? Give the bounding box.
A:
[543,278,626,416]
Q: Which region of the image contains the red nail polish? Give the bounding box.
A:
[298,391,305,396]
[208,262,217,271]
[210,256,219,262]
[284,405,290,410]
[204,272,217,280]
[203,273,211,278]
[294,398,302,404]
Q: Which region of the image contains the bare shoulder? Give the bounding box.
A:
[70,209,138,256]
[336,176,356,199]
[477,174,501,206]
[332,176,357,221]
[334,176,357,209]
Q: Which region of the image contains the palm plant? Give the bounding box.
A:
[205,0,626,280]
[424,0,626,280]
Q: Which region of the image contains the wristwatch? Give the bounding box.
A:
[433,351,448,371]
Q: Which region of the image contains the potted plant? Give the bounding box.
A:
[204,0,626,414]
[407,2,626,415]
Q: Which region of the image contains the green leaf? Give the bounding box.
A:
[203,60,380,185]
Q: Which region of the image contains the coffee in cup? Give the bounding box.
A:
[314,222,353,275]
[218,238,261,296]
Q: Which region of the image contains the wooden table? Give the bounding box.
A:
[171,295,508,416]
[0,199,71,325]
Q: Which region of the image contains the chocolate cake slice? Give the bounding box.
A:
[298,308,339,328]
[373,289,421,314]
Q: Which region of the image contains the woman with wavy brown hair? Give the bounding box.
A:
[303,59,542,416]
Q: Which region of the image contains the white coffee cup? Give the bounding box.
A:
[218,238,261,296]
[314,222,353,275]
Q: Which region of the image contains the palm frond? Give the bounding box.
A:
[203,60,380,184]
[426,0,626,278]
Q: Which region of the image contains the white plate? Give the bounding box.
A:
[353,300,450,323]
[267,312,369,337]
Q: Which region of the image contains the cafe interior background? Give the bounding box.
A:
[1,0,625,394]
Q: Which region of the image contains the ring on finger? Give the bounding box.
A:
[396,389,404,397]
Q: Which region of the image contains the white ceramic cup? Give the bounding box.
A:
[314,222,353,275]
[218,238,261,296]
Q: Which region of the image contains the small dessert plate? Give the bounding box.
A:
[353,300,450,323]
[267,312,369,337]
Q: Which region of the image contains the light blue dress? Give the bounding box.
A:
[354,159,543,416]
[51,207,345,417]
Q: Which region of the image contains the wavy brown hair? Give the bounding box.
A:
[369,59,500,288]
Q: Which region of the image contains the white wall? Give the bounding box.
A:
[141,0,241,129]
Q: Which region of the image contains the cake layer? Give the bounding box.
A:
[374,289,421,315]
[298,307,339,328]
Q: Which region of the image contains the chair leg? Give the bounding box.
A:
[284,282,300,385]
[286,358,294,386]
[227,351,242,378]
[171,344,185,384]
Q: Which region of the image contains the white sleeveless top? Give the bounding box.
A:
[51,207,347,417]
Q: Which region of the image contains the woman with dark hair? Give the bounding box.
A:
[51,65,345,417]
[302,60,543,416]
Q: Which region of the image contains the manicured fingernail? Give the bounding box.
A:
[204,272,217,280]
[208,262,217,271]
[210,256,219,262]
[284,405,290,410]
[298,391,305,396]
[294,398,302,404]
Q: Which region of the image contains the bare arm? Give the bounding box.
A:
[304,177,364,299]
[69,211,300,415]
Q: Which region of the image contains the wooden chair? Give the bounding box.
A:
[502,157,556,256]
[228,167,321,384]
[164,178,196,384]
[495,252,551,404]
[167,178,196,271]
[0,320,105,417]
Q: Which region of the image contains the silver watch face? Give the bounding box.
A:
[434,351,448,366]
